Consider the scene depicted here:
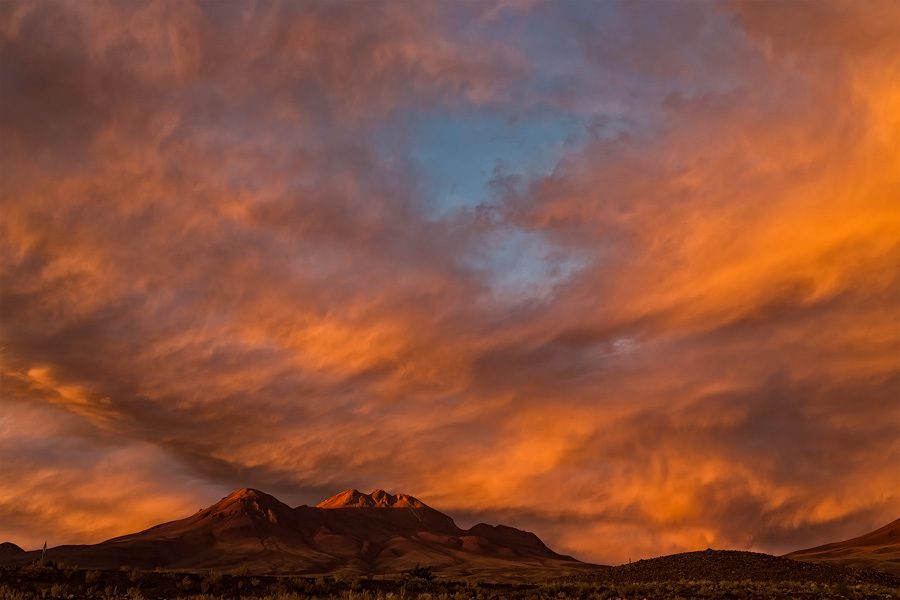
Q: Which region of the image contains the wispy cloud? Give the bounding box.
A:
[1,0,898,563]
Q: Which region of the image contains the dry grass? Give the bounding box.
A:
[1,563,899,600]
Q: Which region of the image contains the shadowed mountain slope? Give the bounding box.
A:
[0,488,593,581]
[785,517,900,576]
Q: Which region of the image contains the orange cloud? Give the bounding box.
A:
[0,0,897,564]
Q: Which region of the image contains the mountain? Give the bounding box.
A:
[785,517,900,575]
[0,488,594,581]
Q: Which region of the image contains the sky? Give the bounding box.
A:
[1,0,899,565]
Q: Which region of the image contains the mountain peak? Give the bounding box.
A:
[200,487,296,525]
[316,488,428,509]
[226,487,270,500]
[215,487,285,507]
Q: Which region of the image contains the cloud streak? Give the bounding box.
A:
[1,0,898,564]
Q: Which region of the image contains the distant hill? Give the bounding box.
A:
[0,488,594,581]
[0,542,24,559]
[786,517,900,575]
[570,549,900,587]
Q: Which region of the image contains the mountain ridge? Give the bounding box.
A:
[0,487,589,581]
[316,488,428,509]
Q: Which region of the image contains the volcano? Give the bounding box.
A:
[0,488,593,580]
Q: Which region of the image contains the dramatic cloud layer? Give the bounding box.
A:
[1,0,898,564]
